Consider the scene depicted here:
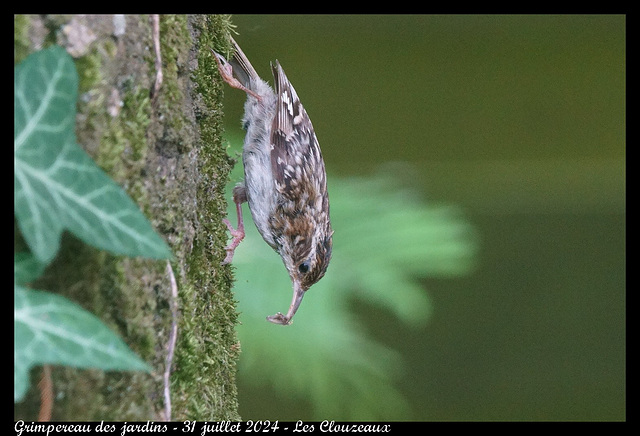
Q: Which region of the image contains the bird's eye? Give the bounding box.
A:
[298,261,310,274]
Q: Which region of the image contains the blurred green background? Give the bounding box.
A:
[221,15,625,421]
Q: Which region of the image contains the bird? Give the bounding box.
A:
[212,37,333,325]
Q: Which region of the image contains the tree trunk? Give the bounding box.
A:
[14,14,240,421]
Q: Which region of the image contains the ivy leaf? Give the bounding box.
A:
[14,45,172,264]
[14,252,46,285]
[14,285,151,402]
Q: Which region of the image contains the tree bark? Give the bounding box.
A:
[14,14,240,421]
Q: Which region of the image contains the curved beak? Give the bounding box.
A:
[266,280,306,325]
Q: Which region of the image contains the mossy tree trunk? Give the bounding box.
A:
[14,14,241,421]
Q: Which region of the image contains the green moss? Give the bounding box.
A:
[74,40,116,94]
[165,14,242,421]
[14,15,31,64]
[99,86,151,202]
[156,15,190,135]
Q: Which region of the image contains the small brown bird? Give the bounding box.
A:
[212,37,333,325]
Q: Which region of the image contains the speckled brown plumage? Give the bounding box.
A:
[212,37,333,325]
